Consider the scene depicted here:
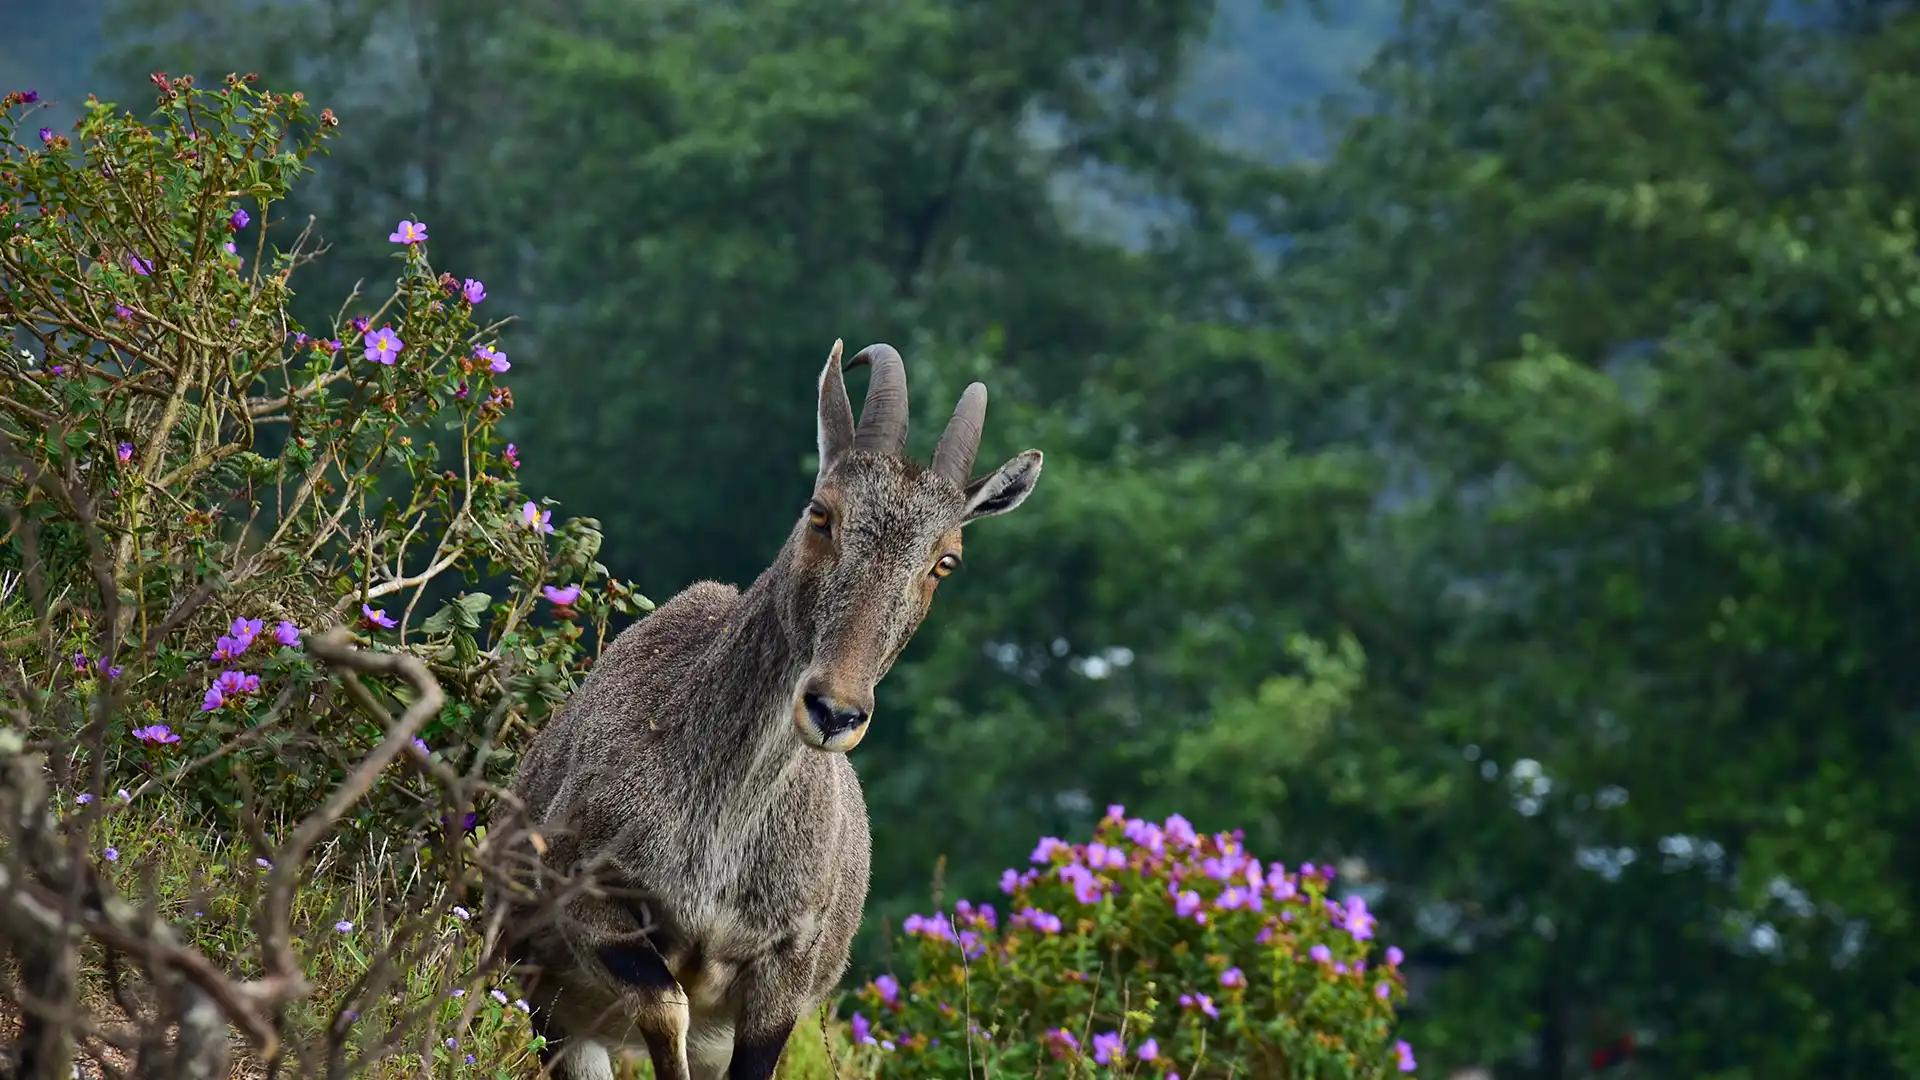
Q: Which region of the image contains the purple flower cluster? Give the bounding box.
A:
[201,668,261,712]
[861,809,1413,1073]
[212,616,264,662]
[198,615,288,712]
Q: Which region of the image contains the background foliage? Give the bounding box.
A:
[8,0,1920,1074]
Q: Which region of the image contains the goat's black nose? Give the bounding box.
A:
[802,692,868,738]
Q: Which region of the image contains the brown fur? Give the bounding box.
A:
[502,343,1041,1080]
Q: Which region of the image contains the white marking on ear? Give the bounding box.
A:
[963,450,1043,523]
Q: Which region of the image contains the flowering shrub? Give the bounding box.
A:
[0,77,646,825]
[845,808,1415,1078]
[0,79,644,1074]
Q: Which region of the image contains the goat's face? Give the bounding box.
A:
[783,342,1042,753]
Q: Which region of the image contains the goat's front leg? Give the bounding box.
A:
[725,1015,796,1080]
[724,973,800,1080]
[596,937,693,1080]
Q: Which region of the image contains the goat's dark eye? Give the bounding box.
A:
[807,504,832,533]
[933,554,960,579]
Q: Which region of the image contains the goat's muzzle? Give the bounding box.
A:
[794,682,871,753]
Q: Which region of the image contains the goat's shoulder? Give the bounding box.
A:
[588,578,738,683]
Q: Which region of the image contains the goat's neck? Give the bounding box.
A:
[683,565,811,814]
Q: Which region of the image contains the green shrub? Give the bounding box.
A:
[845,809,1413,1078]
[1,76,642,1075]
[1,74,644,830]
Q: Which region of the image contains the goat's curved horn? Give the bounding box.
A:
[931,382,987,487]
[846,343,909,454]
[817,339,854,475]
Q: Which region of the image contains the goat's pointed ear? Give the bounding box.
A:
[962,450,1043,523]
[817,339,853,483]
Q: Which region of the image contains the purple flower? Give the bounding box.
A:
[412,737,430,755]
[223,240,238,256]
[230,616,263,643]
[103,846,119,862]
[1030,836,1067,864]
[1162,813,1199,850]
[515,999,530,1012]
[201,685,225,711]
[362,604,397,629]
[1310,943,1333,964]
[1268,868,1298,901]
[1217,885,1250,911]
[38,127,55,145]
[350,315,370,334]
[1173,889,1206,923]
[274,620,301,648]
[490,989,509,1004]
[1376,981,1392,1000]
[322,337,343,353]
[850,1012,876,1046]
[114,441,134,463]
[256,857,272,869]
[1123,818,1165,853]
[127,253,152,276]
[71,651,88,672]
[461,278,486,304]
[1013,906,1062,934]
[132,724,180,745]
[1387,945,1405,967]
[1220,966,1246,989]
[872,974,899,1005]
[20,90,38,103]
[1059,863,1102,905]
[452,905,470,921]
[1091,1031,1125,1065]
[503,443,520,469]
[1178,993,1219,1019]
[76,793,94,805]
[215,670,260,697]
[1343,895,1376,941]
[999,868,1020,895]
[520,501,554,534]
[230,209,249,230]
[1086,841,1125,870]
[1394,1039,1416,1072]
[1137,1038,1159,1062]
[365,325,403,365]
[389,219,428,245]
[334,920,354,933]
[476,344,509,373]
[465,1055,476,1065]
[1043,1028,1080,1059]
[542,584,581,607]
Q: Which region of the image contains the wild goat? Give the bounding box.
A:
[503,341,1042,1079]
